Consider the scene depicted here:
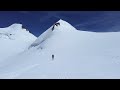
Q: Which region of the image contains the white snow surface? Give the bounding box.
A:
[0,23,37,61]
[0,19,120,79]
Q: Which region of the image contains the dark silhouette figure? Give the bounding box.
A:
[55,22,60,26]
[52,54,54,60]
[52,22,60,31]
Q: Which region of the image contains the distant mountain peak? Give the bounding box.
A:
[53,19,76,30]
[0,23,36,41]
[8,23,23,29]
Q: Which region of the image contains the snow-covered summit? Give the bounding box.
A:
[0,23,36,41]
[8,23,23,29]
[0,23,25,32]
[52,19,76,31]
[29,19,77,48]
[0,23,37,61]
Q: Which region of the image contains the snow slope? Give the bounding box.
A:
[0,24,37,61]
[0,19,120,79]
[29,19,76,48]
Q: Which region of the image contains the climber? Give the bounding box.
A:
[52,22,60,31]
[55,22,60,26]
[52,54,54,60]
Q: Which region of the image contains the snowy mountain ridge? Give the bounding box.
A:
[29,19,77,49]
[0,23,35,40]
[0,19,120,79]
[0,23,37,61]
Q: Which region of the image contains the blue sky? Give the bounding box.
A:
[0,11,120,37]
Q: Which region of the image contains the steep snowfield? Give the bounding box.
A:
[29,19,76,48]
[0,24,37,61]
[0,19,120,79]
